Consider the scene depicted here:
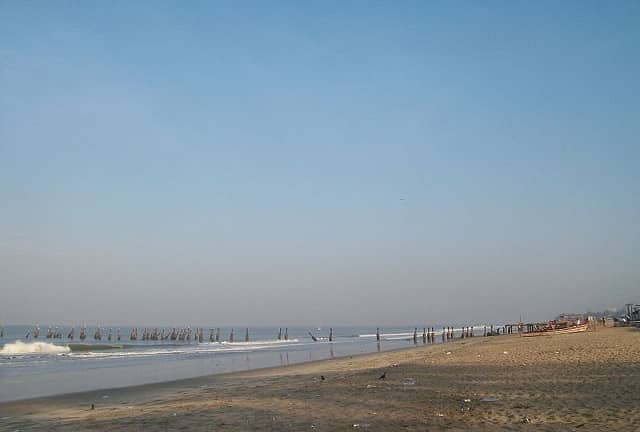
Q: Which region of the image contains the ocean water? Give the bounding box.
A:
[0,324,483,402]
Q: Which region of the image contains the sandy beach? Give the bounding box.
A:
[1,326,638,431]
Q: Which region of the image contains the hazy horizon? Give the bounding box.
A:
[1,1,638,327]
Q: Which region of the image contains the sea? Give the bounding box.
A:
[0,323,483,402]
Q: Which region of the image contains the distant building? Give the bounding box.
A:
[554,313,585,323]
[625,304,640,323]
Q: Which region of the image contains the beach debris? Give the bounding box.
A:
[352,423,370,428]
[173,413,177,417]
[403,378,416,386]
[445,351,452,355]
[102,395,109,399]
[503,351,509,354]
[378,371,387,380]
[479,397,498,402]
[520,416,531,424]
[436,413,445,417]
[320,375,325,381]
[366,384,377,389]
[464,399,471,403]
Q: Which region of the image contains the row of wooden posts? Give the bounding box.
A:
[129,324,516,343]
[15,325,520,343]
[373,325,515,344]
[193,324,518,344]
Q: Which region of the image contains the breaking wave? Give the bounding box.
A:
[0,341,71,355]
[67,339,303,360]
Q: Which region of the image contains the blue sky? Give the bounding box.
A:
[1,1,638,325]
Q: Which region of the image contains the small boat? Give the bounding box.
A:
[522,321,589,337]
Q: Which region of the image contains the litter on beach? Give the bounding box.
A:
[480,397,499,402]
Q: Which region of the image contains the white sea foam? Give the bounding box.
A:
[217,339,300,346]
[360,326,489,338]
[68,339,303,360]
[359,332,415,338]
[0,341,70,355]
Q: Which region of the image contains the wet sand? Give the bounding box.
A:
[1,326,638,431]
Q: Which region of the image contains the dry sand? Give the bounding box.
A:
[1,326,639,431]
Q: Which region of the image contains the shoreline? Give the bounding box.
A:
[0,334,420,402]
[0,336,474,405]
[1,327,638,431]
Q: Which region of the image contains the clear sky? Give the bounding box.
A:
[1,1,638,326]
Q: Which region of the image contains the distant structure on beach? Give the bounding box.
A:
[625,304,640,326]
[562,303,640,327]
